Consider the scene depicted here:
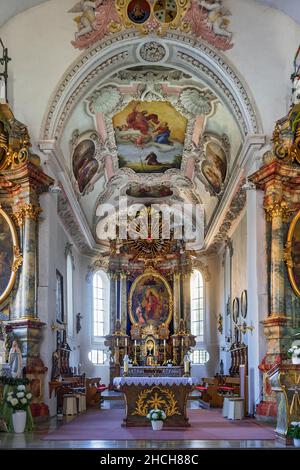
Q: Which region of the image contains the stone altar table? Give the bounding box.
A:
[113,376,199,427]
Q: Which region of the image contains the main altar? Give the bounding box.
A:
[113,376,199,427]
[100,232,198,426]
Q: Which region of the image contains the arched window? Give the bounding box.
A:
[190,270,204,341]
[66,254,74,337]
[92,270,109,338]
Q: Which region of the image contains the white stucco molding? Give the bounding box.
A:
[204,134,266,248]
[39,140,97,252]
[40,31,262,143]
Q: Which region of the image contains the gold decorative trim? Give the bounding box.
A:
[0,206,22,305]
[285,210,300,298]
[132,386,180,417]
[13,204,42,226]
[128,266,173,326]
[115,0,190,36]
[264,201,293,222]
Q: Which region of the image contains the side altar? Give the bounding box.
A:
[113,376,199,427]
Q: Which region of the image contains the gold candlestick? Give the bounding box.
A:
[133,340,138,366]
[163,340,167,365]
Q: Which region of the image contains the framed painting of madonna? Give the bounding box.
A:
[128,267,173,328]
[0,207,22,307]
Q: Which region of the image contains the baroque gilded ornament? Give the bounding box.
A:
[132,386,180,417]
[264,201,293,223]
[13,204,42,226]
[68,0,233,51]
[0,104,30,172]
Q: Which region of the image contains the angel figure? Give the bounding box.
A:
[69,0,103,40]
[198,0,232,39]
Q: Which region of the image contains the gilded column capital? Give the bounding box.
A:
[264,201,293,223]
[13,204,42,226]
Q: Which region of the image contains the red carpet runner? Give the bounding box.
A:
[43,408,275,441]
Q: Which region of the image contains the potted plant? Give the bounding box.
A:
[166,359,173,368]
[6,385,32,433]
[287,422,300,447]
[147,409,167,430]
[287,341,300,365]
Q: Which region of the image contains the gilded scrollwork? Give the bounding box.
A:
[132,386,180,417]
[0,104,30,172]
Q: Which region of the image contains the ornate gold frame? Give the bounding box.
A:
[128,266,173,326]
[115,0,190,35]
[285,210,300,297]
[0,206,22,306]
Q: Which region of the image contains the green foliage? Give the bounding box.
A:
[0,377,29,386]
[287,422,300,439]
[147,409,167,421]
[172,155,182,168]
[118,155,128,168]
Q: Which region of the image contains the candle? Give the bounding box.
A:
[116,338,119,347]
[134,340,137,347]
[125,337,128,347]
[184,360,190,374]
[164,339,166,347]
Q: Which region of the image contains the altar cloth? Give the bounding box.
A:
[113,376,199,387]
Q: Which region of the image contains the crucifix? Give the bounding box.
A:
[0,38,11,102]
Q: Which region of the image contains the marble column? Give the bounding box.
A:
[182,273,191,331]
[120,273,127,333]
[173,273,181,332]
[109,273,117,334]
[13,204,41,319]
[265,201,289,317]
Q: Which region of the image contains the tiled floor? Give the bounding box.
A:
[0,399,292,450]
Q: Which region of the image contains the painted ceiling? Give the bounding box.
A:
[0,0,299,28]
[58,64,243,252]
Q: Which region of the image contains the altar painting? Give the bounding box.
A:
[113,101,187,173]
[0,208,21,305]
[129,270,172,327]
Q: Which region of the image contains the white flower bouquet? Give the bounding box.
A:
[147,409,167,421]
[287,345,300,358]
[6,385,32,412]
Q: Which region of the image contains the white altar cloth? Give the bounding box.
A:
[113,376,199,387]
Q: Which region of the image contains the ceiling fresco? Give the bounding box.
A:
[113,100,187,173]
[57,63,243,252]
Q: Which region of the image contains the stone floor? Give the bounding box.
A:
[0,398,292,450]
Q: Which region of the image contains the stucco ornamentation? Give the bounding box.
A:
[139,42,167,62]
[86,86,121,115]
[179,88,215,116]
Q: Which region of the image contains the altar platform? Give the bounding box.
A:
[113,376,199,427]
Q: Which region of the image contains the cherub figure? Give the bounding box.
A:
[198,0,232,39]
[69,0,103,40]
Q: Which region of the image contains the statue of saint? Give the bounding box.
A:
[8,340,22,378]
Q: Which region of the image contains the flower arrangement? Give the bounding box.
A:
[287,345,300,359]
[147,409,167,422]
[166,359,173,366]
[6,385,32,412]
[287,422,300,439]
